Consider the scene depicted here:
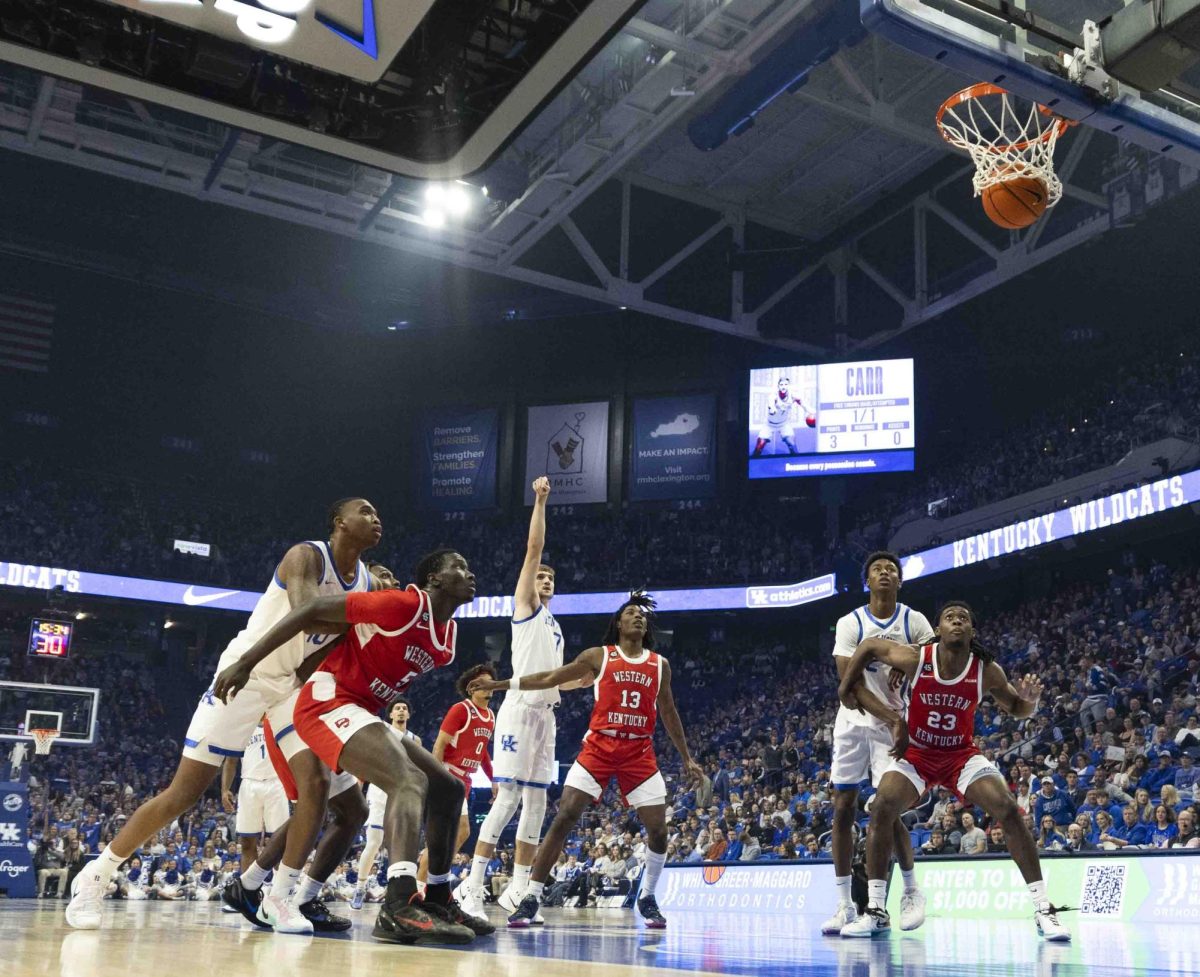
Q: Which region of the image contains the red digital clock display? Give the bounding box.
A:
[28,619,73,658]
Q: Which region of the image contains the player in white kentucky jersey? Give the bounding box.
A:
[752,376,814,456]
[66,498,380,930]
[456,476,563,921]
[351,697,421,910]
[222,724,289,875]
[821,550,935,937]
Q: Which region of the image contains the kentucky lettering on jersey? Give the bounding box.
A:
[589,645,662,736]
[509,604,563,706]
[833,602,935,729]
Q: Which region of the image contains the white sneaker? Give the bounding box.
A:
[820,903,857,936]
[497,883,523,913]
[840,907,890,938]
[259,892,313,935]
[65,871,106,930]
[454,882,487,919]
[899,889,926,931]
[1034,905,1071,942]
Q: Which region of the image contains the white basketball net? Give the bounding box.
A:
[937,84,1071,207]
[31,729,58,756]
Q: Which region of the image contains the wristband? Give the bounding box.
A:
[510,676,521,691]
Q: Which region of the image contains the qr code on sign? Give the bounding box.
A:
[1080,863,1127,916]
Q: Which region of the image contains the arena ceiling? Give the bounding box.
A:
[0,0,1194,351]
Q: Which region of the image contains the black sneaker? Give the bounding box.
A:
[224,877,270,929]
[372,899,475,945]
[507,894,539,929]
[638,894,667,929]
[299,898,352,933]
[429,897,495,936]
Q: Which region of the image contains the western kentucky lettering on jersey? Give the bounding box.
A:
[907,643,983,751]
[588,645,662,736]
[440,699,495,786]
[318,585,456,709]
[215,540,371,699]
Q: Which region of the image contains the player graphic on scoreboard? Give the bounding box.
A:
[751,372,816,457]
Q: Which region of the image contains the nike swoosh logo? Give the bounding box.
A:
[395,915,433,931]
[182,586,240,606]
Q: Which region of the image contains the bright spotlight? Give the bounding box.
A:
[424,184,446,204]
[445,186,471,217]
[422,207,446,228]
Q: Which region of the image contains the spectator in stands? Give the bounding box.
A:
[738,830,761,862]
[1170,809,1198,848]
[1102,806,1147,848]
[35,827,68,898]
[1062,770,1087,806]
[1093,811,1116,847]
[985,825,1007,853]
[959,812,986,855]
[705,829,729,862]
[1064,824,1096,853]
[939,813,963,851]
[1034,776,1076,827]
[1134,788,1155,823]
[1148,805,1178,848]
[1176,753,1199,801]
[1143,752,1179,795]
[1038,815,1067,852]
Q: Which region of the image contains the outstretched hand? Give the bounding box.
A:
[468,676,504,694]
[532,476,550,500]
[888,716,910,760]
[1013,673,1044,708]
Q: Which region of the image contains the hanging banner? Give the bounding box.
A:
[630,394,718,501]
[524,401,610,505]
[416,408,499,511]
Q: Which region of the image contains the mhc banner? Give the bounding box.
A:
[524,401,610,505]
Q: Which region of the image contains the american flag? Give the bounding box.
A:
[0,293,53,373]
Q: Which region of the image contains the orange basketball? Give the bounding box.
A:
[981,172,1048,229]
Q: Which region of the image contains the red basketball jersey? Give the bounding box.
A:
[588,645,662,737]
[440,699,495,785]
[906,643,983,752]
[317,584,457,710]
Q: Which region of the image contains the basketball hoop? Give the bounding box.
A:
[31,728,59,756]
[936,83,1074,207]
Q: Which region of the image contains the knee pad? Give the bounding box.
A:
[516,786,547,846]
[477,783,521,846]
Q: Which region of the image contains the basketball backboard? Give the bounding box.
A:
[862,0,1200,168]
[0,681,100,747]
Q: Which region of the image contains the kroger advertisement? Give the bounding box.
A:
[415,407,500,511]
[630,394,718,501]
[748,358,915,479]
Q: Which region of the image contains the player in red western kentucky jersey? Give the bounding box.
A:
[836,601,1070,943]
[469,591,703,931]
[213,549,491,946]
[418,664,498,886]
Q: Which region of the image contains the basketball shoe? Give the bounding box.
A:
[840,906,890,937]
[64,870,106,929]
[427,897,495,936]
[507,894,540,928]
[298,898,352,932]
[258,890,313,934]
[821,903,857,935]
[637,895,667,929]
[1033,905,1071,942]
[350,886,365,911]
[453,881,488,919]
[899,889,926,930]
[498,883,545,924]
[372,898,475,945]
[223,877,270,928]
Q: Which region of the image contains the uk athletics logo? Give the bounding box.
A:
[0,823,21,843]
[501,735,518,753]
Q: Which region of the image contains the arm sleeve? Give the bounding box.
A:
[345,588,421,630]
[832,614,860,658]
[908,611,936,645]
[439,702,469,737]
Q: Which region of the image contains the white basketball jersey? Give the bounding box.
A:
[509,604,563,706]
[240,725,274,782]
[215,540,371,700]
[833,602,935,729]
